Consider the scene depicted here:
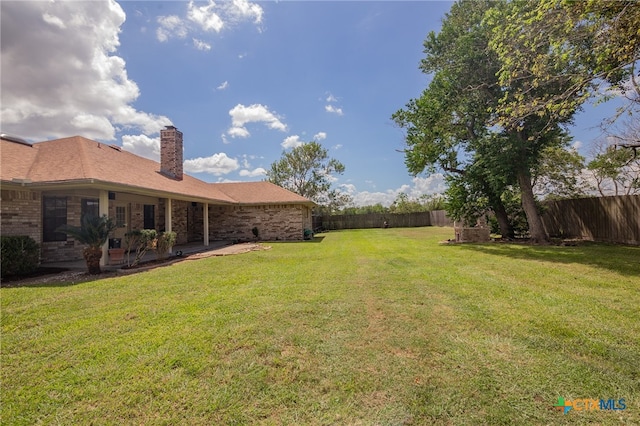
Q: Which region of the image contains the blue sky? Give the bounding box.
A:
[1,1,621,206]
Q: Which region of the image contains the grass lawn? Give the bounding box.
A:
[2,227,639,425]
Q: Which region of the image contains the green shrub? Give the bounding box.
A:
[124,229,157,266]
[155,231,177,260]
[1,236,40,277]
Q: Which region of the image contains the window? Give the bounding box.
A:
[81,198,99,220]
[143,205,155,229]
[115,206,126,228]
[43,196,67,242]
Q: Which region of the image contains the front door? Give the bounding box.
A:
[113,203,130,241]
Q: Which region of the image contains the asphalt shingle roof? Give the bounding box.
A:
[1,136,313,206]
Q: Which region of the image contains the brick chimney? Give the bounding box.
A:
[160,125,183,180]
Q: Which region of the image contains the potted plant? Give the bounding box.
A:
[57,215,116,274]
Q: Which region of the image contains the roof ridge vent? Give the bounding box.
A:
[109,144,122,152]
[1,133,32,146]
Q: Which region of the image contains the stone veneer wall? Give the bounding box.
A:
[208,204,311,241]
[453,226,490,243]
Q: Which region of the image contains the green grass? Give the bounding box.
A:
[2,227,639,425]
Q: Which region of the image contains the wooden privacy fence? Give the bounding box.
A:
[542,195,640,245]
[314,210,453,231]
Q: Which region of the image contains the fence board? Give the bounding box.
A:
[542,195,640,245]
[314,210,453,231]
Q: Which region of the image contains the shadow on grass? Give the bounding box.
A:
[455,242,640,277]
[1,270,118,288]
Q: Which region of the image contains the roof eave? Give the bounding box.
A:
[6,179,235,205]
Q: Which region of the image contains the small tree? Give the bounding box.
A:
[124,229,157,267]
[57,215,116,274]
[266,141,350,207]
[155,231,177,260]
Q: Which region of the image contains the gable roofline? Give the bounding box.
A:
[1,135,314,207]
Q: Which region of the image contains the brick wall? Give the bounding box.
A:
[0,189,88,262]
[1,188,41,243]
[172,200,189,245]
[188,203,204,242]
[208,204,311,241]
[160,126,183,180]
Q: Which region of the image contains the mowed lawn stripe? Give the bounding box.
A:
[2,227,638,425]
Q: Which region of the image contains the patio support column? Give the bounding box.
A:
[165,197,173,254]
[99,190,109,266]
[203,203,209,246]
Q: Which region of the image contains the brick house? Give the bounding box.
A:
[0,127,314,265]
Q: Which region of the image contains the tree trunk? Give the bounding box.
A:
[480,177,515,239]
[83,247,103,275]
[492,198,515,239]
[517,169,549,244]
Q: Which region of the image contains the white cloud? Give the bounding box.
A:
[227,103,287,138]
[325,105,344,116]
[156,0,263,45]
[217,81,229,90]
[193,38,212,51]
[313,131,327,141]
[156,15,188,42]
[184,153,240,175]
[187,0,224,33]
[408,174,447,197]
[42,12,65,29]
[281,135,304,149]
[333,144,343,150]
[342,174,446,207]
[225,0,263,25]
[326,94,338,103]
[122,134,160,161]
[228,126,251,139]
[0,1,171,141]
[239,167,266,177]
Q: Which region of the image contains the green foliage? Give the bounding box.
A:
[265,141,350,207]
[486,189,530,238]
[588,145,640,196]
[487,0,640,128]
[340,203,388,215]
[393,0,613,243]
[0,236,40,278]
[56,215,116,250]
[155,231,177,261]
[389,193,445,214]
[533,144,590,200]
[124,229,157,266]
